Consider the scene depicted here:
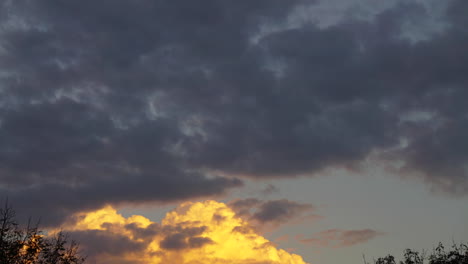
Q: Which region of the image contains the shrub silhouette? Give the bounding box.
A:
[368,242,468,264]
[0,202,85,264]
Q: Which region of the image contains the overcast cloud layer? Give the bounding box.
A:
[1,0,467,225]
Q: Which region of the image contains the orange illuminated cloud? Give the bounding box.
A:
[60,200,310,264]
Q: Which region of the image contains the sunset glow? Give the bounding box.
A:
[2,0,468,263]
[63,201,309,264]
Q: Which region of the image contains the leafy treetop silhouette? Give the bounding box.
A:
[0,201,85,264]
[368,242,468,264]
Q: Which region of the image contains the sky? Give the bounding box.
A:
[0,0,467,263]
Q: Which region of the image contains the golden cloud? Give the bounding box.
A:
[60,200,309,264]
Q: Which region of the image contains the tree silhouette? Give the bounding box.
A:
[368,242,468,264]
[0,201,85,264]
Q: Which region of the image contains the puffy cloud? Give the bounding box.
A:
[57,200,308,264]
[298,229,384,248]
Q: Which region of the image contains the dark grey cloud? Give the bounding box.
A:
[229,199,314,226]
[136,225,214,251]
[1,0,467,225]
[253,199,313,223]
[65,221,213,262]
[68,230,146,257]
[261,184,280,196]
[160,233,213,251]
[125,222,161,241]
[298,228,384,248]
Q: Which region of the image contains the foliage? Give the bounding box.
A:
[369,242,468,264]
[0,202,85,264]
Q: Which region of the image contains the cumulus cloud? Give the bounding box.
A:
[57,200,309,264]
[1,0,468,224]
[298,229,384,248]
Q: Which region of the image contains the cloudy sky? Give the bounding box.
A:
[1,0,467,263]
